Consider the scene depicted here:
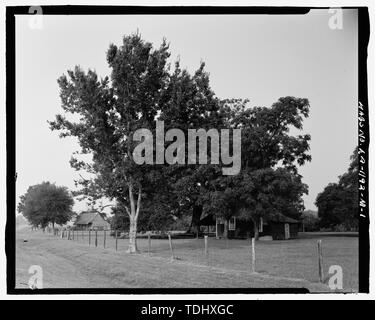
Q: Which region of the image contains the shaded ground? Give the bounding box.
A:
[15,229,357,292]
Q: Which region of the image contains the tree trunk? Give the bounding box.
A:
[126,183,142,254]
[188,205,203,234]
[128,215,138,253]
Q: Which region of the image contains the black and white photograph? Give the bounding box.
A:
[4,4,371,299]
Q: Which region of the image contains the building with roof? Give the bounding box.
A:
[74,211,110,231]
[199,212,300,240]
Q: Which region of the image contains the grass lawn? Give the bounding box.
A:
[15,229,357,292]
[135,233,358,292]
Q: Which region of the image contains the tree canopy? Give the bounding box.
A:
[316,147,358,230]
[49,32,312,244]
[18,182,74,228]
[49,32,224,251]
[174,97,311,238]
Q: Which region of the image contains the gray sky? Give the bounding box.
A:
[16,10,358,212]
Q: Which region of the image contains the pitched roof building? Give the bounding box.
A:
[199,212,300,240]
[75,211,110,230]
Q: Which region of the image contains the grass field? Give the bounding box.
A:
[15,228,358,292]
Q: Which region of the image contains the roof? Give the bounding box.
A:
[199,212,300,225]
[75,211,106,225]
[198,213,216,226]
[268,213,300,224]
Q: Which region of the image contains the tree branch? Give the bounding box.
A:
[135,186,142,220]
[124,205,132,218]
[128,182,135,216]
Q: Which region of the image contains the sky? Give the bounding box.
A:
[15,9,358,213]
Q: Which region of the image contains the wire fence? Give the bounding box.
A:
[36,226,335,287]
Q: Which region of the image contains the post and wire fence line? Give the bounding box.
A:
[37,226,327,284]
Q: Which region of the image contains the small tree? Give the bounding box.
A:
[18,182,74,229]
[301,210,320,231]
[316,147,358,230]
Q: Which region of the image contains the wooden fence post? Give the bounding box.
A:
[95,230,98,247]
[104,230,106,248]
[251,237,256,273]
[148,232,151,256]
[317,240,324,282]
[168,233,175,260]
[204,235,209,265]
[68,230,70,240]
[115,230,118,251]
[72,230,74,241]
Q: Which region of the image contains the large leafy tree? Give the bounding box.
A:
[50,33,170,252]
[49,33,223,252]
[240,168,307,238]
[316,147,358,230]
[177,97,311,239]
[18,182,74,229]
[155,61,227,232]
[111,59,226,234]
[226,97,310,239]
[200,167,308,239]
[229,96,311,173]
